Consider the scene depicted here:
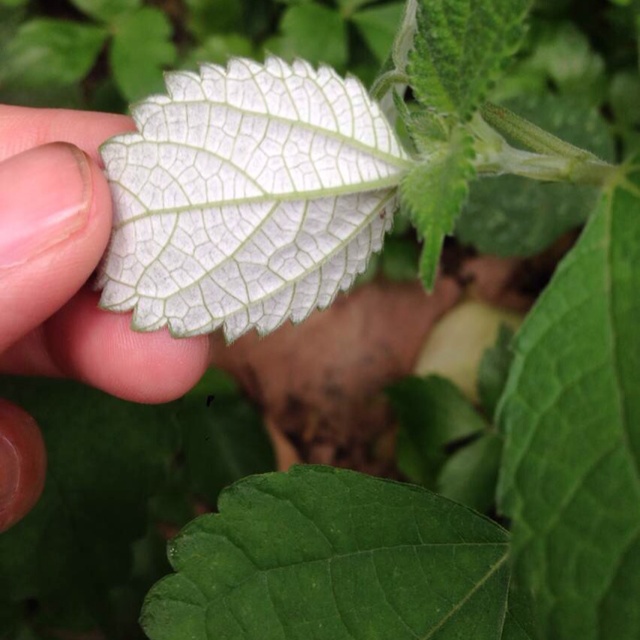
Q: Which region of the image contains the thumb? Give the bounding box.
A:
[0,142,112,352]
[0,400,46,532]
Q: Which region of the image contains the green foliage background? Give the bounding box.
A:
[1,0,640,639]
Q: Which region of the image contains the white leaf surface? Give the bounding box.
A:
[97,57,411,340]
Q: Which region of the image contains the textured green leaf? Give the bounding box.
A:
[409,0,531,119]
[401,127,475,288]
[0,18,107,88]
[0,377,178,621]
[110,8,177,101]
[142,466,513,640]
[389,375,488,487]
[69,0,141,22]
[351,3,405,63]
[498,165,640,639]
[456,95,614,257]
[478,325,515,420]
[280,4,347,68]
[179,394,276,507]
[437,433,502,513]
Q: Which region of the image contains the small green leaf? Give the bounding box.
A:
[142,466,513,640]
[401,127,475,289]
[0,18,107,87]
[478,325,515,420]
[184,0,243,39]
[279,4,347,69]
[409,0,531,119]
[498,164,640,639]
[437,433,502,513]
[179,394,276,507]
[69,0,141,22]
[110,8,177,101]
[184,34,254,69]
[351,2,405,63]
[389,375,488,487]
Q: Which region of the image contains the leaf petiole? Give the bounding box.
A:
[471,109,617,187]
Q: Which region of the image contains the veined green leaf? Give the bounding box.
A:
[498,163,640,639]
[409,0,531,119]
[98,57,411,340]
[141,465,515,640]
[400,126,475,288]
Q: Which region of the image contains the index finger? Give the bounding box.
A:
[0,105,136,165]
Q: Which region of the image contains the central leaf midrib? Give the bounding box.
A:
[113,174,404,230]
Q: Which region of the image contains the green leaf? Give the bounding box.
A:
[522,22,606,105]
[0,18,107,88]
[456,94,614,257]
[69,0,141,22]
[183,34,254,69]
[0,377,178,621]
[409,0,531,119]
[0,0,27,7]
[142,465,513,640]
[380,236,419,281]
[279,4,347,69]
[351,2,405,63]
[389,375,488,487]
[401,127,475,289]
[184,0,243,39]
[110,8,177,101]
[478,325,515,420]
[437,433,502,513]
[498,165,640,639]
[336,0,378,17]
[179,394,276,507]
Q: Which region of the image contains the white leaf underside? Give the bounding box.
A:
[97,56,411,340]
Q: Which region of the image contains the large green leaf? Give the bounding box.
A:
[0,18,107,88]
[110,8,176,101]
[0,377,178,627]
[142,465,516,640]
[498,164,640,638]
[401,127,475,288]
[408,0,531,119]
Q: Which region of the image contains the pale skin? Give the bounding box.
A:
[0,106,212,532]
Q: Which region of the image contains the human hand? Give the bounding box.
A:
[0,106,211,532]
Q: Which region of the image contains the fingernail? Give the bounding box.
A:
[0,431,20,514]
[0,142,92,269]
[0,400,47,533]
